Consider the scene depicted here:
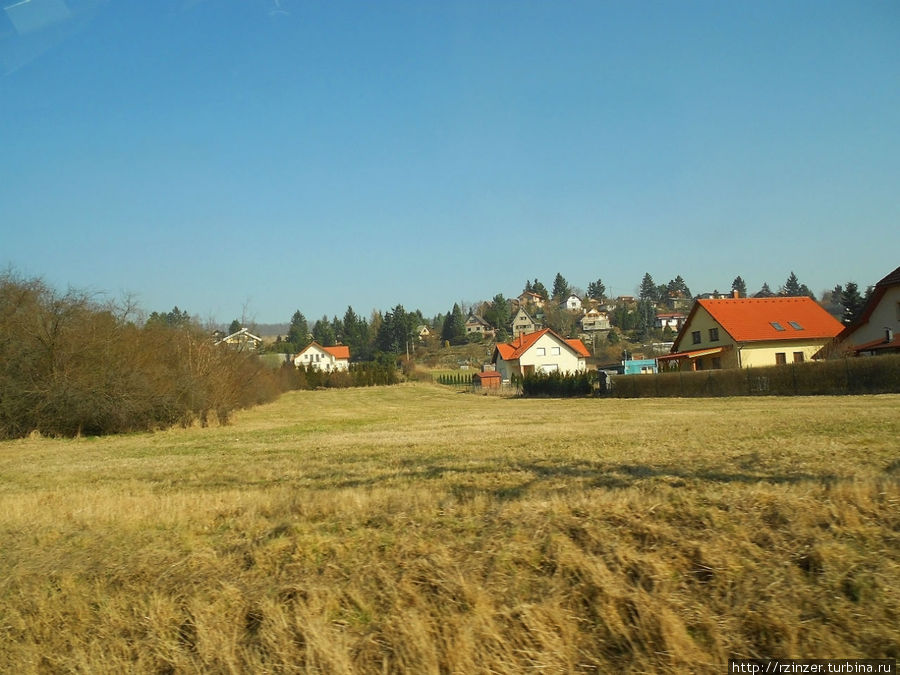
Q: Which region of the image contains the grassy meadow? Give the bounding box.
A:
[1,384,898,673]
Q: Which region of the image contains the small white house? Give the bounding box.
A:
[492,329,590,381]
[293,342,351,372]
[562,294,583,312]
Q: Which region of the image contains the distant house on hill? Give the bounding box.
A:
[465,314,495,339]
[292,342,350,372]
[516,291,546,308]
[492,329,590,382]
[655,312,686,331]
[561,294,583,312]
[215,327,263,352]
[658,297,843,371]
[824,265,900,357]
[511,307,540,338]
[580,309,610,332]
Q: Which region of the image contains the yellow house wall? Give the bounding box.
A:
[738,340,833,368]
[679,308,740,368]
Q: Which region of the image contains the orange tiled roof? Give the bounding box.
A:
[694,297,843,343]
[323,345,350,360]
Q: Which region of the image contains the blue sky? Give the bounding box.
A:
[2,0,898,324]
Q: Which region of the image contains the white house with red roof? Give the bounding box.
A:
[492,329,590,381]
[658,297,843,371]
[827,265,900,357]
[292,342,351,372]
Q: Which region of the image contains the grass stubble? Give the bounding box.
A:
[0,385,898,673]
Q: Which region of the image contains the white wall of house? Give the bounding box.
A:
[293,345,349,372]
[845,286,900,346]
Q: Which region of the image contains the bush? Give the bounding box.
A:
[521,371,595,398]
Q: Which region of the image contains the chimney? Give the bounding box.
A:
[732,289,740,299]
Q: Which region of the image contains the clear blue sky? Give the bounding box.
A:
[2,0,898,324]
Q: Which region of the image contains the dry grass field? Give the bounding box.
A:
[1,384,898,673]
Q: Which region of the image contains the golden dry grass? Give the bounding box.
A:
[1,384,898,673]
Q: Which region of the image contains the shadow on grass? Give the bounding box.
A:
[294,456,844,501]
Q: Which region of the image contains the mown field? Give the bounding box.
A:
[1,384,898,673]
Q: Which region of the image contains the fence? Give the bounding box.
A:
[610,356,900,398]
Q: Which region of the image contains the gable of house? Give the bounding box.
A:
[830,266,900,355]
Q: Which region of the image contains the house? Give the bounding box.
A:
[417,325,433,340]
[657,297,843,371]
[655,312,686,331]
[465,314,495,339]
[580,309,611,332]
[511,307,541,338]
[292,342,351,372]
[492,329,590,381]
[826,265,900,357]
[561,294,583,312]
[516,291,545,307]
[215,327,263,351]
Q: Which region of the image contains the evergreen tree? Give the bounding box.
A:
[782,271,802,297]
[523,279,533,294]
[147,306,192,329]
[586,278,606,301]
[287,310,309,351]
[666,275,691,299]
[639,273,656,302]
[531,278,548,300]
[731,276,747,298]
[552,273,570,300]
[228,319,242,335]
[636,299,656,339]
[840,282,865,326]
[484,294,510,340]
[754,282,775,298]
[312,315,336,346]
[441,303,467,345]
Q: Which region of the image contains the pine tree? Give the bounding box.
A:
[587,278,606,301]
[731,276,747,298]
[639,273,656,302]
[840,282,864,326]
[228,319,242,335]
[531,279,548,300]
[441,303,466,345]
[782,271,802,297]
[552,273,570,300]
[287,310,309,351]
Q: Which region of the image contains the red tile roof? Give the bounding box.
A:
[677,297,843,347]
[323,345,350,360]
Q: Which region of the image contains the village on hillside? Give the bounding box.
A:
[213,266,900,388]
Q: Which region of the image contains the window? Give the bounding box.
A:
[551,346,560,355]
[788,321,804,330]
[535,347,546,356]
[793,352,805,363]
[775,352,787,365]
[708,327,719,342]
[771,322,786,331]
[692,330,701,345]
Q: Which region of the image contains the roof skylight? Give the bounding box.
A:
[770,322,786,331]
[789,321,804,330]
